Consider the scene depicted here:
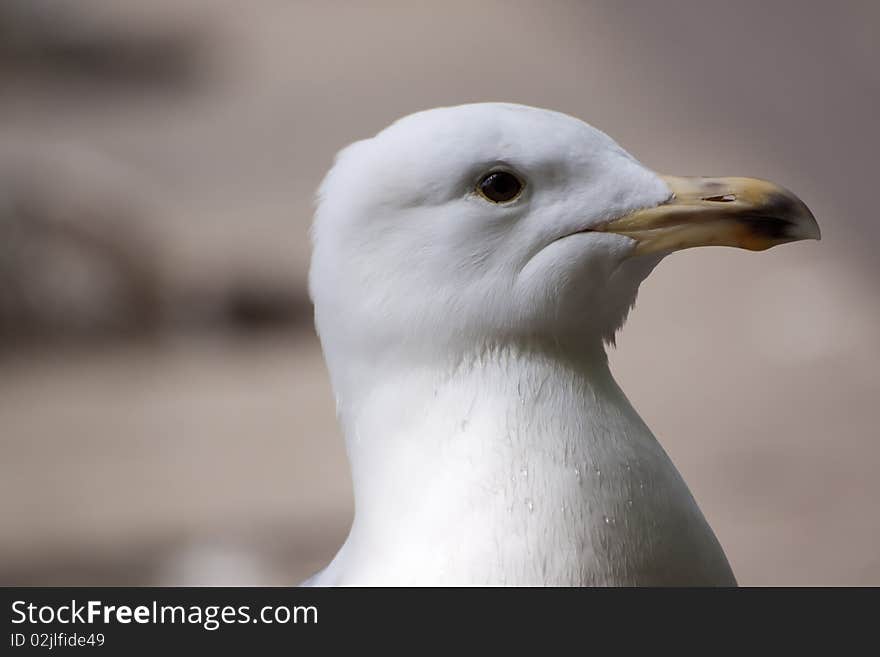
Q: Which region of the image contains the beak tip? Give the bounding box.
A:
[794,209,821,242]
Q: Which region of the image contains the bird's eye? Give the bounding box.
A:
[476,171,524,203]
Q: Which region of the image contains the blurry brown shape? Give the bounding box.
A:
[0,137,314,349]
[0,0,208,90]
[218,278,312,334]
[0,155,163,347]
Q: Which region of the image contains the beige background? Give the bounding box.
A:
[1,0,877,585]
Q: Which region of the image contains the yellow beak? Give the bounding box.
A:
[597,175,821,256]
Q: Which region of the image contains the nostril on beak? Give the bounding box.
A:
[703,194,736,203]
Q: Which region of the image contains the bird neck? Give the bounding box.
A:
[343,339,620,492]
[336,338,660,582]
[322,337,734,585]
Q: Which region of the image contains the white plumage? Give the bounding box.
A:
[304,103,818,586]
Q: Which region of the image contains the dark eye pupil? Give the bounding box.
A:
[479,172,522,202]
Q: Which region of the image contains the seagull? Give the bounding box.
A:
[304,103,820,586]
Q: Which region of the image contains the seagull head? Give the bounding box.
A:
[310,103,819,387]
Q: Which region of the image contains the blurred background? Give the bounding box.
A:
[1,0,877,585]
